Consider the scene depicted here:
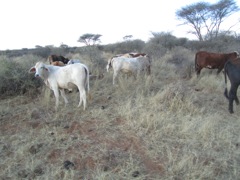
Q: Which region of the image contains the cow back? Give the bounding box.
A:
[48,55,69,64]
[195,51,238,69]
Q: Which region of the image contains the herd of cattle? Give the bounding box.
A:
[29,51,240,113]
[195,51,240,113]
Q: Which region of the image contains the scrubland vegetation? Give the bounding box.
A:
[1,34,240,179]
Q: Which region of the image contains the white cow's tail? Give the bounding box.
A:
[87,70,90,92]
[84,67,90,92]
[84,66,92,101]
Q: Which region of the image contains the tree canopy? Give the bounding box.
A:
[78,33,102,46]
[176,0,239,41]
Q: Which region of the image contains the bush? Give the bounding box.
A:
[103,39,145,55]
[187,34,240,52]
[74,46,106,71]
[0,55,43,97]
[143,43,167,60]
[162,47,195,78]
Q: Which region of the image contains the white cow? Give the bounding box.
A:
[67,59,81,65]
[106,56,151,85]
[29,62,90,110]
[112,52,147,59]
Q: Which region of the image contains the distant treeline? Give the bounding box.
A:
[1,33,240,59]
[0,46,78,58]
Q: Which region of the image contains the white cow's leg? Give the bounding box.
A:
[77,86,87,110]
[113,71,118,85]
[60,89,68,106]
[53,88,60,109]
[133,72,137,80]
[81,90,87,110]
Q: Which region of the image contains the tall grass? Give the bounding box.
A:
[1,48,240,179]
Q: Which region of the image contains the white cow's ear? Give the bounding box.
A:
[29,67,36,73]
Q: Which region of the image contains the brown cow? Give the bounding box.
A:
[51,61,65,66]
[128,52,147,57]
[195,51,239,76]
[48,55,69,64]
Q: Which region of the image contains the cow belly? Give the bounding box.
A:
[67,82,77,89]
[206,65,214,69]
[57,81,76,90]
[204,62,220,69]
[121,68,134,73]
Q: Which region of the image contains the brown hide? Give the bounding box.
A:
[48,55,69,64]
[195,51,238,76]
[51,61,65,66]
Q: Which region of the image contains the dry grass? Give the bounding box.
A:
[1,52,240,179]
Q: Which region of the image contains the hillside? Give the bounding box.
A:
[1,49,240,179]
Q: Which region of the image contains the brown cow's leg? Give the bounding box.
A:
[196,68,201,77]
[217,68,223,75]
[147,66,151,75]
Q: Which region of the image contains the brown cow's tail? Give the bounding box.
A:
[195,53,199,73]
[224,62,229,99]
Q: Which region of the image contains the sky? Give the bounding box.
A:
[1,0,239,50]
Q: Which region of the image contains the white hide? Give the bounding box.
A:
[29,62,90,110]
[106,56,151,85]
[67,59,81,65]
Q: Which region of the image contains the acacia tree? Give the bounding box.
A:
[77,33,102,46]
[176,0,239,41]
[77,33,103,67]
[123,35,133,41]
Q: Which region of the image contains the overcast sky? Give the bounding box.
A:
[1,0,239,50]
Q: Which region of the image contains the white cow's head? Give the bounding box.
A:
[29,62,49,78]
